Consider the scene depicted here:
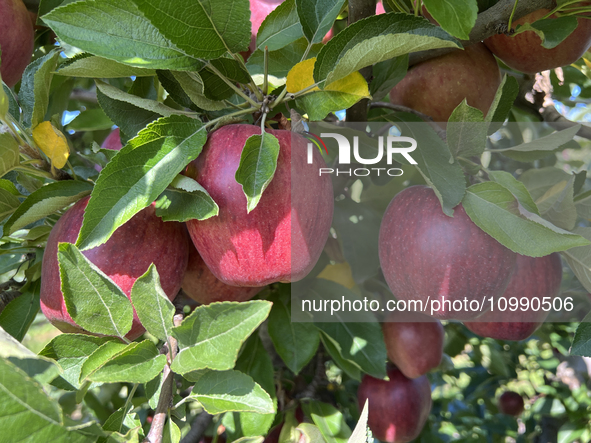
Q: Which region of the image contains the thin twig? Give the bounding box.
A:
[144,313,184,443]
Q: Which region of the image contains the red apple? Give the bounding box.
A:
[498,391,525,416]
[101,128,123,151]
[382,311,444,379]
[484,9,591,74]
[378,186,516,320]
[389,43,501,123]
[357,366,432,443]
[464,253,562,341]
[182,239,262,304]
[0,0,35,87]
[185,124,333,287]
[40,196,189,340]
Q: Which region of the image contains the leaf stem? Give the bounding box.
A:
[119,384,139,433]
[203,107,259,131]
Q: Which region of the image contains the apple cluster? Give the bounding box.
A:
[40,124,334,340]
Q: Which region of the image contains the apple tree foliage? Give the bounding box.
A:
[1,0,591,442]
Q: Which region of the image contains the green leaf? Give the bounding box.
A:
[561,227,591,293]
[3,181,93,235]
[58,242,134,338]
[297,423,328,443]
[535,176,577,231]
[349,399,369,443]
[370,54,408,101]
[79,341,129,383]
[163,419,181,443]
[39,334,116,390]
[155,175,219,222]
[268,292,319,375]
[76,115,206,250]
[494,125,580,154]
[256,0,304,51]
[66,108,114,132]
[171,71,226,111]
[303,401,351,443]
[235,132,280,213]
[57,54,156,78]
[461,182,589,256]
[43,0,202,70]
[319,332,361,380]
[0,281,40,342]
[447,99,487,158]
[423,0,477,40]
[96,80,184,119]
[133,0,250,59]
[514,16,578,49]
[20,50,60,129]
[0,131,20,178]
[295,87,370,121]
[187,369,275,415]
[297,0,346,44]
[488,170,539,215]
[87,340,166,383]
[0,326,61,385]
[519,167,571,200]
[129,264,175,342]
[0,358,94,443]
[399,118,466,216]
[223,334,276,439]
[247,37,323,78]
[171,301,271,374]
[0,187,21,222]
[571,311,591,357]
[485,75,519,133]
[314,13,460,85]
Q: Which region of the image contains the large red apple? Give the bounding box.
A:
[464,253,562,341]
[378,186,516,320]
[382,311,444,379]
[40,196,189,340]
[357,366,432,443]
[0,0,35,87]
[185,124,333,287]
[484,9,591,74]
[389,43,501,123]
[498,391,525,416]
[182,240,262,304]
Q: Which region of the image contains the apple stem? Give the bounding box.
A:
[205,62,260,109]
[507,0,519,31]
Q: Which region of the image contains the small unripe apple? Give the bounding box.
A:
[181,239,262,304]
[357,366,432,443]
[498,391,525,416]
[0,0,35,87]
[484,9,591,74]
[464,253,562,341]
[378,186,516,320]
[40,196,189,340]
[382,311,444,379]
[185,124,333,287]
[389,43,501,123]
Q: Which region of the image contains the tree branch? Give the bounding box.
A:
[144,313,184,443]
[409,0,556,66]
[179,412,214,443]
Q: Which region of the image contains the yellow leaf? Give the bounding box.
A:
[286,58,320,93]
[286,57,370,99]
[317,262,357,290]
[32,121,70,169]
